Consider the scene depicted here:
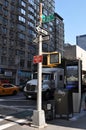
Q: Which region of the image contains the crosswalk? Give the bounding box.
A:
[0,109,86,130]
[0,114,29,130]
[0,110,33,130]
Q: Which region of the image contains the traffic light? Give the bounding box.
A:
[47,52,61,66]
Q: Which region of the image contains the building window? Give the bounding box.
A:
[28,21,34,28]
[21,1,26,7]
[16,50,25,57]
[4,0,9,7]
[28,6,34,13]
[10,40,14,46]
[21,8,26,15]
[3,9,8,16]
[2,27,7,34]
[17,24,26,31]
[10,14,15,20]
[11,5,15,11]
[10,21,14,28]
[19,16,25,23]
[27,61,31,68]
[28,0,34,5]
[0,4,2,12]
[1,56,7,65]
[3,38,7,45]
[28,14,34,21]
[20,59,25,67]
[3,18,8,25]
[18,33,25,40]
[11,0,15,2]
[18,41,25,48]
[27,53,33,60]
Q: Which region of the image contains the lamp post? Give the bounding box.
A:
[32,1,46,128]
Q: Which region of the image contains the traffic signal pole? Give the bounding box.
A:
[32,2,46,128]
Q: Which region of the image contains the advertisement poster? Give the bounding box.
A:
[66,65,78,92]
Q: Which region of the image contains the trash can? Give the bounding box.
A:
[54,89,73,119]
[42,100,55,121]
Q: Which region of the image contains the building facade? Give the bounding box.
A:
[54,13,64,56]
[64,44,86,71]
[76,34,86,51]
[0,0,64,85]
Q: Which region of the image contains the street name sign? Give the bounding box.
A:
[33,35,50,43]
[42,14,54,23]
[33,37,39,43]
[42,35,50,41]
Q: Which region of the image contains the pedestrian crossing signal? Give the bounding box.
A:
[42,52,61,67]
[48,52,61,66]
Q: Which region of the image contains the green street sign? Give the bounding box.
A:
[42,14,54,23]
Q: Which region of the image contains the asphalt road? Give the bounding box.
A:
[0,91,86,130]
[0,91,36,111]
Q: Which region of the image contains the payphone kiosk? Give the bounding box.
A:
[65,59,82,113]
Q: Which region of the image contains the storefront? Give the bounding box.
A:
[17,70,32,85]
[0,68,15,84]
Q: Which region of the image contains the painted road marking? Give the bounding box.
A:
[0,116,13,122]
[0,119,27,130]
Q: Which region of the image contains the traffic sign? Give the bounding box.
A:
[33,55,43,64]
[42,35,50,41]
[33,37,39,43]
[36,26,48,35]
[42,14,54,23]
[33,35,50,43]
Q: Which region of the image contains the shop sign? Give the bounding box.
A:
[4,71,12,76]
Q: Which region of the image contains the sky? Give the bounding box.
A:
[55,0,86,45]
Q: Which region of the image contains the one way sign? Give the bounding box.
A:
[36,26,48,35]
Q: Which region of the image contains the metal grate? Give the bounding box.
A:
[26,84,36,91]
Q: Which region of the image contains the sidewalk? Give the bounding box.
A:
[28,110,86,130]
[0,105,86,130]
[9,110,86,130]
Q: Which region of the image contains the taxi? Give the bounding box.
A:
[0,83,19,96]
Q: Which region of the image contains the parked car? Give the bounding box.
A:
[0,83,19,96]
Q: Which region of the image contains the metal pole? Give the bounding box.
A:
[32,2,46,128]
[37,2,42,111]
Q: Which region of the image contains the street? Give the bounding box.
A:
[0,91,36,111]
[0,91,86,130]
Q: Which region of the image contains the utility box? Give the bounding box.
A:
[54,89,73,119]
[42,100,55,121]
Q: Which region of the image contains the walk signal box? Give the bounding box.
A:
[48,52,61,66]
[42,52,61,67]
